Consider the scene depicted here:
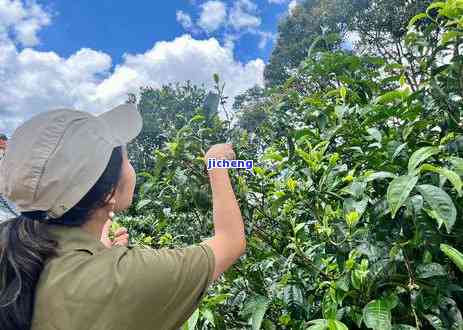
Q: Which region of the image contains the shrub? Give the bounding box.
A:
[122,1,463,328]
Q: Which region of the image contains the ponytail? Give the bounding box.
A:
[0,216,57,330]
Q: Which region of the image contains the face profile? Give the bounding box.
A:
[112,147,137,212]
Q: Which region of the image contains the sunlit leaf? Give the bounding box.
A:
[416,263,447,278]
[322,293,337,320]
[387,175,419,218]
[136,199,152,210]
[363,299,392,330]
[408,12,428,27]
[306,319,348,330]
[182,309,200,330]
[363,171,396,182]
[417,185,457,233]
[408,147,441,174]
[441,244,463,273]
[420,164,462,196]
[242,295,270,330]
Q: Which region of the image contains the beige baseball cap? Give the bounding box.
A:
[0,104,143,219]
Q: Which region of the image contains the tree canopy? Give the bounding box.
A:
[264,0,432,87]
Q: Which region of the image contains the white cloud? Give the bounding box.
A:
[0,45,114,132]
[257,31,276,49]
[176,0,273,51]
[0,0,51,46]
[0,34,264,134]
[198,1,227,33]
[224,34,238,51]
[0,1,265,134]
[95,35,264,105]
[288,0,299,14]
[229,0,261,30]
[176,10,194,31]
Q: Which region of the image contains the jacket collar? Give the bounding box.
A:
[46,224,107,255]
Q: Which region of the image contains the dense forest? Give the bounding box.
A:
[116,0,463,329]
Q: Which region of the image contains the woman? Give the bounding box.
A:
[0,104,246,330]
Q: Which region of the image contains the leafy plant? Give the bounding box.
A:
[118,1,463,328]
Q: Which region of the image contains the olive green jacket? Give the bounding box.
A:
[31,224,215,330]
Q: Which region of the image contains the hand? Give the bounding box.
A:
[204,144,236,163]
[100,219,130,248]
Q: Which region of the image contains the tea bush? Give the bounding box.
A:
[118,1,463,329]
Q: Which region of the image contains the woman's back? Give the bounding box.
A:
[32,225,215,330]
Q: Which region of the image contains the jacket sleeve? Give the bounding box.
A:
[114,243,216,330]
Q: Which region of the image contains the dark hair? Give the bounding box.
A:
[0,134,7,141]
[0,146,124,330]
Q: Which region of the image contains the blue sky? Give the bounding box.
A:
[0,0,297,134]
[35,0,289,64]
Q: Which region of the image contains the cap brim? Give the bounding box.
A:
[99,104,143,145]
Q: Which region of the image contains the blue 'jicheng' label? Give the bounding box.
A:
[207,158,253,171]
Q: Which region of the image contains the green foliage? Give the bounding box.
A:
[119,1,463,328]
[416,184,457,233]
[306,319,348,330]
[387,175,419,218]
[242,295,271,330]
[127,82,209,173]
[264,0,431,87]
[233,86,271,134]
[264,0,358,86]
[351,0,432,59]
[440,244,463,273]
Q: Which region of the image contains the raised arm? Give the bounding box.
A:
[202,144,246,281]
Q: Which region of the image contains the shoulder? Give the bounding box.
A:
[113,243,214,280]
[38,244,214,298]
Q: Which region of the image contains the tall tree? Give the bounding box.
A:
[264,0,431,87]
[351,0,432,59]
[264,0,366,87]
[127,82,207,172]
